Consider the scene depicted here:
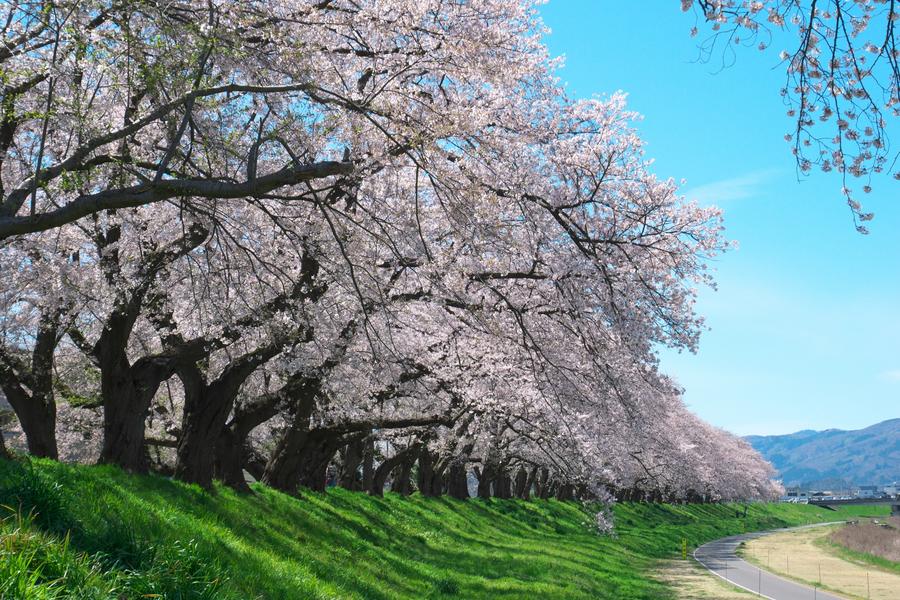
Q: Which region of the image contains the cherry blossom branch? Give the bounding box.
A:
[0,159,353,239]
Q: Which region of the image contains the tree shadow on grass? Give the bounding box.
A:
[0,459,691,599]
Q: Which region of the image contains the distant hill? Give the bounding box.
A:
[745,418,900,488]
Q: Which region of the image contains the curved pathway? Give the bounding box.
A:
[693,523,847,600]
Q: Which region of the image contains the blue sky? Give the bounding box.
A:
[540,1,900,436]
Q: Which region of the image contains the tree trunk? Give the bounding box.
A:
[434,415,475,500]
[494,467,512,499]
[575,483,590,501]
[416,446,440,497]
[0,308,63,459]
[297,433,343,492]
[174,372,222,487]
[444,437,476,500]
[370,444,419,497]
[390,450,415,495]
[429,455,449,496]
[477,428,505,499]
[174,345,282,488]
[1,384,57,459]
[476,462,495,499]
[261,427,309,493]
[514,466,529,499]
[361,435,375,492]
[99,367,158,472]
[446,459,469,499]
[93,224,210,472]
[522,466,538,500]
[261,391,316,493]
[215,388,286,492]
[174,420,221,487]
[0,427,10,460]
[536,467,552,499]
[97,334,186,473]
[214,428,250,492]
[338,435,365,490]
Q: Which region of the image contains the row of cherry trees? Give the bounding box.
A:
[0,0,781,503]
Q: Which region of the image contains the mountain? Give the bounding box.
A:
[745,418,900,488]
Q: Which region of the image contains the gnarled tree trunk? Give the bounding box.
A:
[446,459,469,499]
[99,361,165,472]
[556,483,574,502]
[536,467,552,499]
[474,466,489,499]
[94,223,209,472]
[390,450,415,496]
[1,383,57,459]
[361,435,375,493]
[416,446,441,497]
[370,444,419,497]
[214,428,252,492]
[494,465,513,499]
[296,432,346,492]
[338,435,366,491]
[513,466,530,499]
[174,345,280,488]
[261,388,317,493]
[215,384,291,492]
[173,384,223,487]
[0,308,64,459]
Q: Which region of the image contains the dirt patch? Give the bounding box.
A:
[655,559,757,599]
[830,517,900,564]
[741,525,900,600]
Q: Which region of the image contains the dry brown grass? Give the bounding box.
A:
[655,559,757,599]
[741,525,900,600]
[831,517,900,563]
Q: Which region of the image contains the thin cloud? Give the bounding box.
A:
[684,169,780,204]
[880,369,900,382]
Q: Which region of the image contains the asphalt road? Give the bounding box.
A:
[693,523,847,600]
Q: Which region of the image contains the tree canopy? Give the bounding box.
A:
[0,0,781,504]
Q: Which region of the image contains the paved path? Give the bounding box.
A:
[693,523,847,600]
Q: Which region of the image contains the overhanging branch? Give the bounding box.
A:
[0,160,353,239]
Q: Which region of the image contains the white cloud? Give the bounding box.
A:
[880,369,900,382]
[683,169,780,204]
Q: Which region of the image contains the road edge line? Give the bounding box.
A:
[692,546,778,599]
[692,522,849,600]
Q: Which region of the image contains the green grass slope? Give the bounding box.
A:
[0,458,888,599]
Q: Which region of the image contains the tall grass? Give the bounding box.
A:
[0,459,232,600]
[0,460,72,534]
[826,517,900,573]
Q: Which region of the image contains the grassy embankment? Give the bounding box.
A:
[0,458,888,599]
